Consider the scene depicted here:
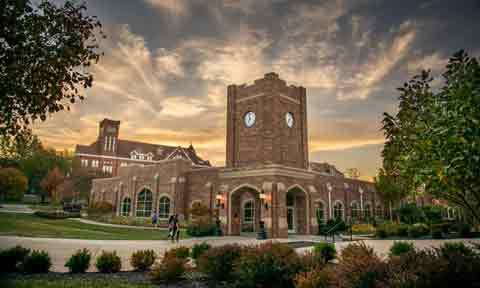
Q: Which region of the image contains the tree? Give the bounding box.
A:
[381,50,480,224]
[0,167,28,201]
[374,168,408,221]
[0,0,104,138]
[0,131,42,167]
[19,147,70,202]
[40,166,64,203]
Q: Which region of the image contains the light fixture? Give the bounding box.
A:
[260,190,269,210]
[216,193,225,209]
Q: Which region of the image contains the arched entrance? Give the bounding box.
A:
[286,185,308,234]
[229,185,261,236]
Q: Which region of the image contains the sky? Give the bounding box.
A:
[33,0,480,180]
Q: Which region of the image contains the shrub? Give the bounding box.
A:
[333,242,385,287]
[351,223,376,235]
[0,245,30,273]
[34,210,80,219]
[313,243,336,263]
[397,224,409,237]
[65,248,91,273]
[186,221,216,237]
[165,246,190,260]
[375,226,388,238]
[130,249,157,271]
[191,242,211,260]
[408,223,429,238]
[21,250,52,274]
[95,250,121,273]
[88,201,113,215]
[234,242,302,288]
[197,244,243,283]
[457,223,472,238]
[294,267,333,288]
[389,241,415,257]
[431,226,443,239]
[437,242,476,258]
[149,254,186,283]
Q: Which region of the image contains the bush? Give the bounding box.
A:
[351,223,376,235]
[375,226,388,238]
[333,242,384,287]
[95,251,121,273]
[22,250,52,274]
[457,223,472,238]
[234,242,302,288]
[313,243,336,263]
[34,210,80,219]
[197,244,243,283]
[130,249,156,271]
[437,242,476,258]
[408,223,429,238]
[165,246,190,260]
[186,221,216,237]
[149,254,186,283]
[65,248,91,273]
[431,226,443,239]
[389,241,415,257]
[294,267,333,288]
[88,201,113,215]
[0,245,30,273]
[191,242,211,260]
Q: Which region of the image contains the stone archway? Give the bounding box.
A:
[229,185,261,236]
[286,185,309,235]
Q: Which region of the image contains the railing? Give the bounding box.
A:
[324,221,345,243]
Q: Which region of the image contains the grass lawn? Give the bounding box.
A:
[0,212,179,240]
[1,279,155,288]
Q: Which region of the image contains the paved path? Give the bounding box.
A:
[0,204,34,214]
[1,235,478,273]
[73,218,169,230]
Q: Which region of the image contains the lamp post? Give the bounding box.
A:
[257,190,268,239]
[214,192,224,236]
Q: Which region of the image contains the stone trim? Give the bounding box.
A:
[219,166,315,180]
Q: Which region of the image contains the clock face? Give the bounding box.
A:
[244,111,256,128]
[286,112,294,128]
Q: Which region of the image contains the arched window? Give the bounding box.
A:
[333,201,344,220]
[136,188,153,217]
[364,203,372,219]
[242,200,255,232]
[159,196,171,219]
[375,204,383,218]
[121,198,131,216]
[316,201,325,223]
[350,201,360,219]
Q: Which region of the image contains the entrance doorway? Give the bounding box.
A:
[229,185,261,236]
[286,186,307,234]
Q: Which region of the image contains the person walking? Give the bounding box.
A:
[152,212,158,228]
[168,214,180,242]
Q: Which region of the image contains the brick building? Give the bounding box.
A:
[89,73,383,238]
[75,119,211,175]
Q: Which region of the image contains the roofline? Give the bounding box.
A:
[75,152,211,167]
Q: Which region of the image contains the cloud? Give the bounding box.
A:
[144,0,188,17]
[406,53,447,74]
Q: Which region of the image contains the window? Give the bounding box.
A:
[120,162,128,167]
[81,159,89,167]
[364,203,372,219]
[350,202,360,219]
[333,201,344,220]
[136,189,153,217]
[375,204,383,218]
[158,196,170,219]
[243,200,255,224]
[91,160,99,168]
[316,201,325,223]
[102,165,112,174]
[121,198,131,216]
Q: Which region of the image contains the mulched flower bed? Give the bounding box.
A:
[2,271,229,288]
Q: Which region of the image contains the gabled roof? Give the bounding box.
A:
[75,139,211,167]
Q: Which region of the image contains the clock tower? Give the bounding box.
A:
[226,72,309,169]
